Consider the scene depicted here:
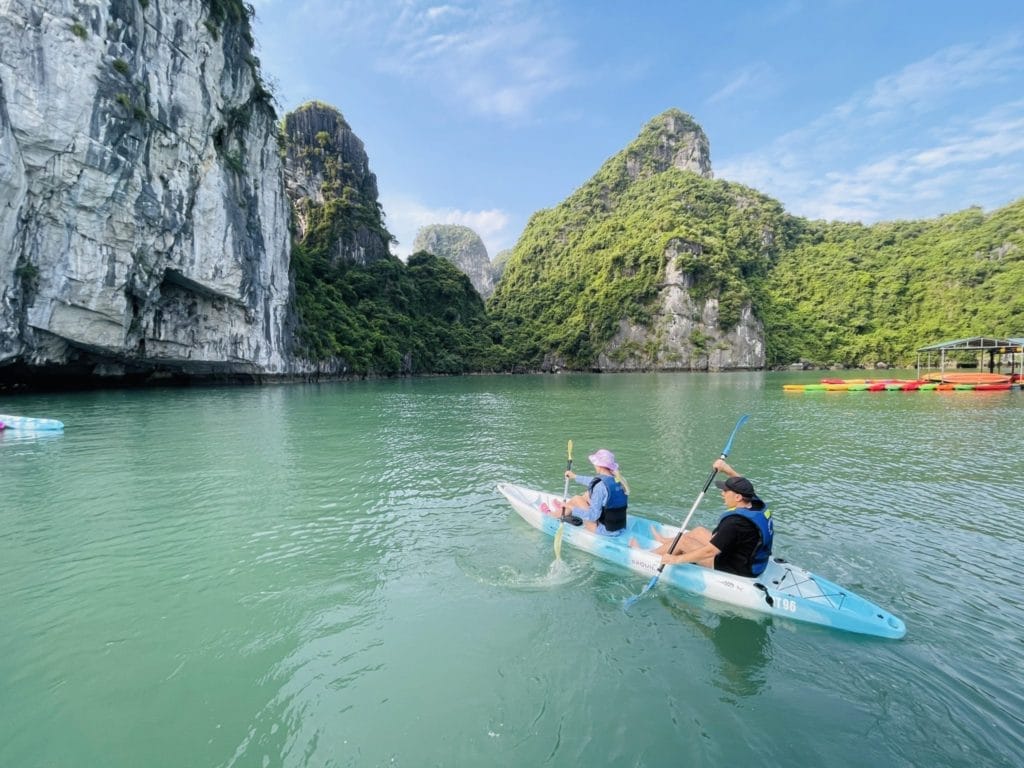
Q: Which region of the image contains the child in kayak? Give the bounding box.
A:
[631,459,774,576]
[544,448,629,536]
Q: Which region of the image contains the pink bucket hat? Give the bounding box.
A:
[588,448,618,472]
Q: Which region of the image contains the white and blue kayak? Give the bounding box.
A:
[497,483,906,640]
[0,413,65,431]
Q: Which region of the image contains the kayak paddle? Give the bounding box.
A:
[623,414,750,610]
[553,440,573,559]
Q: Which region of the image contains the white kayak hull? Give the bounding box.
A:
[0,413,65,431]
[498,482,906,639]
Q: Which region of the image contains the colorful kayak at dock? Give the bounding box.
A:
[923,372,1011,385]
[497,483,906,639]
[0,413,65,431]
[784,377,1019,393]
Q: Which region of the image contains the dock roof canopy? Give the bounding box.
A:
[917,336,1024,353]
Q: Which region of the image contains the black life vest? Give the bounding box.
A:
[717,505,773,576]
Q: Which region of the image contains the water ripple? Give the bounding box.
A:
[3,375,1024,767]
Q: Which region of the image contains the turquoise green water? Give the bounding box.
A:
[2,373,1022,767]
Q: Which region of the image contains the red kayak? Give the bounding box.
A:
[933,372,1011,385]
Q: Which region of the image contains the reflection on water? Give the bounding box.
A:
[662,596,772,699]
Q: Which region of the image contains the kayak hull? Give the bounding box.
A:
[497,483,906,639]
[924,372,1010,385]
[0,413,65,431]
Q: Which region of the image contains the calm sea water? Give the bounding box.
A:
[2,372,1022,767]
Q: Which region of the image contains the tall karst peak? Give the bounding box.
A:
[568,108,713,215]
[283,101,391,265]
[625,108,712,180]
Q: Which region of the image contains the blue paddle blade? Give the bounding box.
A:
[623,573,659,610]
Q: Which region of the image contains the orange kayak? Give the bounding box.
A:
[925,372,1011,385]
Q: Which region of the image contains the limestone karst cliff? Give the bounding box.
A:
[412,224,494,298]
[489,108,784,372]
[283,102,392,267]
[0,0,292,387]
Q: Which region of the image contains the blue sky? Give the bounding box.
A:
[251,0,1024,260]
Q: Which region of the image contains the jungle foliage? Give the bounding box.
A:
[291,244,502,374]
[488,107,1023,369]
[287,111,500,374]
[290,100,1024,374]
[761,200,1024,366]
[488,112,796,369]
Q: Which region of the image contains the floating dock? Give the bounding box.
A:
[783,374,1020,393]
[785,336,1024,393]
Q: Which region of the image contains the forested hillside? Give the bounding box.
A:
[761,201,1024,366]
[488,109,1024,370]
[288,104,1023,375]
[285,104,501,374]
[488,109,795,369]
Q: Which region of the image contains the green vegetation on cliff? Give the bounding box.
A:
[287,101,500,374]
[762,201,1024,366]
[489,109,794,368]
[488,108,1024,370]
[289,104,1024,374]
[292,244,500,374]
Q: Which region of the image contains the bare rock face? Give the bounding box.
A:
[491,249,511,285]
[0,0,293,385]
[283,101,391,266]
[624,109,713,181]
[412,224,494,297]
[599,239,765,371]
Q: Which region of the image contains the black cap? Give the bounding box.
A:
[715,476,765,511]
[715,475,756,497]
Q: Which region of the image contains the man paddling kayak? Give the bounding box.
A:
[543,448,630,537]
[632,459,774,576]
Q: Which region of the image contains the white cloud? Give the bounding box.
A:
[382,196,513,260]
[707,63,777,104]
[717,36,1024,223]
[378,1,576,118]
[860,33,1024,119]
[257,1,576,119]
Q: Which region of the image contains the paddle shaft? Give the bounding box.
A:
[657,414,750,573]
[563,443,573,503]
[553,440,573,558]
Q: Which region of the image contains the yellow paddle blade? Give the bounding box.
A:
[555,439,571,560]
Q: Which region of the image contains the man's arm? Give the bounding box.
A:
[713,458,740,477]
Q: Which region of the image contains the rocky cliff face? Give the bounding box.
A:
[625,109,712,181]
[412,224,494,297]
[0,0,293,386]
[491,108,775,372]
[283,101,391,266]
[599,239,764,371]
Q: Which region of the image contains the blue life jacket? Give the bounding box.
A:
[589,475,628,532]
[718,505,773,576]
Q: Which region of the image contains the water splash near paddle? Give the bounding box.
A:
[458,555,584,591]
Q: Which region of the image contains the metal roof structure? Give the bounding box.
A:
[916,336,1024,378]
[917,336,1024,352]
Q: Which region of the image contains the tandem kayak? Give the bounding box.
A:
[497,483,906,639]
[0,413,65,431]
